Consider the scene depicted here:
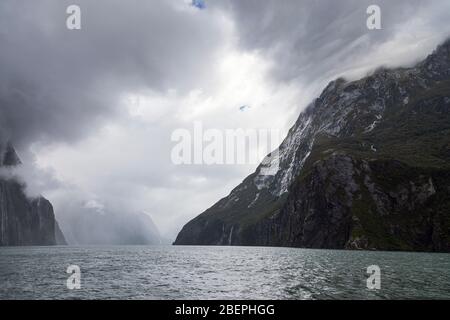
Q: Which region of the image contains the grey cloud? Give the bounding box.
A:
[0,0,226,150]
[214,0,450,83]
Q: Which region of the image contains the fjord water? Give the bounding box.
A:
[1,246,449,299]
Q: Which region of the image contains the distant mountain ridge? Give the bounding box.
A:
[174,39,450,252]
[0,142,66,246]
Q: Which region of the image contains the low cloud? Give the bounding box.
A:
[1,0,449,240]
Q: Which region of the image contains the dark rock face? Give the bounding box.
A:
[251,156,449,251]
[1,142,21,166]
[175,39,450,252]
[0,143,66,246]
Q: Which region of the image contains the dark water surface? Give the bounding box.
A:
[1,245,449,299]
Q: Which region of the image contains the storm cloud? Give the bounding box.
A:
[1,0,449,240]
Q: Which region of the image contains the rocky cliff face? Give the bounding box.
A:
[0,142,66,246]
[174,39,450,252]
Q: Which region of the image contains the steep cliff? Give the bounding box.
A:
[174,39,450,252]
[0,142,66,246]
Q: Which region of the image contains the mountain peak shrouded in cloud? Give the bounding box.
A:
[0,142,21,166]
[0,142,66,246]
[175,39,450,251]
[0,0,449,240]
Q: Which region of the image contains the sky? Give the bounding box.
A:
[0,0,449,240]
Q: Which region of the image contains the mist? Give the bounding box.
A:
[1,0,450,242]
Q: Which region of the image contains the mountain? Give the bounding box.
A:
[174,39,450,252]
[0,142,67,246]
[60,209,163,245]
